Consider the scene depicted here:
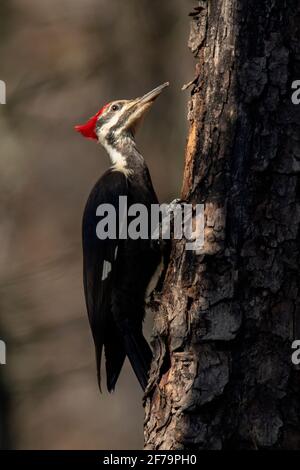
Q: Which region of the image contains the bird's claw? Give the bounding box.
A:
[166,198,187,215]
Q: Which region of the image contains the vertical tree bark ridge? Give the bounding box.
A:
[144,0,300,449]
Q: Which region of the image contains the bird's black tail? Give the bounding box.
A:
[104,317,152,392]
[104,319,126,392]
[122,329,152,391]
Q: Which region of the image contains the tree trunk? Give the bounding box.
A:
[144,0,300,450]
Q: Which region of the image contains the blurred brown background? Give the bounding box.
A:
[0,0,193,449]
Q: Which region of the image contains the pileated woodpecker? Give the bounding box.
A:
[75,83,169,392]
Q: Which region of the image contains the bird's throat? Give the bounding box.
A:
[103,144,131,177]
[104,137,143,178]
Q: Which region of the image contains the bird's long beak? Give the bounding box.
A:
[136,82,169,106]
[125,82,169,134]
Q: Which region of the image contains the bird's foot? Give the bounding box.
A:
[166,198,186,216]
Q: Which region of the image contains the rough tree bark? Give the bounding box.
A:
[144,0,300,450]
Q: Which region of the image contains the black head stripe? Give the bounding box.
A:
[106,131,116,146]
[96,101,126,130]
[96,114,110,128]
[110,108,132,133]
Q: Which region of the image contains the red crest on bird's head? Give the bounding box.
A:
[74,104,109,140]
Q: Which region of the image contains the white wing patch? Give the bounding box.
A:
[114,246,118,260]
[101,260,112,280]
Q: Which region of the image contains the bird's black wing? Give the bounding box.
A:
[82,169,128,391]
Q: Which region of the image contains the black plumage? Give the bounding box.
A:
[82,167,161,391]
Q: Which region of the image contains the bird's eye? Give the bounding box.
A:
[111,104,119,111]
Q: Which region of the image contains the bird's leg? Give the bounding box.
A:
[147,198,187,301]
[161,198,187,240]
[151,198,186,240]
[166,197,183,214]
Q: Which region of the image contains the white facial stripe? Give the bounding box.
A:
[104,144,133,177]
[95,103,134,177]
[97,105,129,138]
[105,145,126,166]
[102,110,121,133]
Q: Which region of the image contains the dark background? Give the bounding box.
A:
[0,0,193,449]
